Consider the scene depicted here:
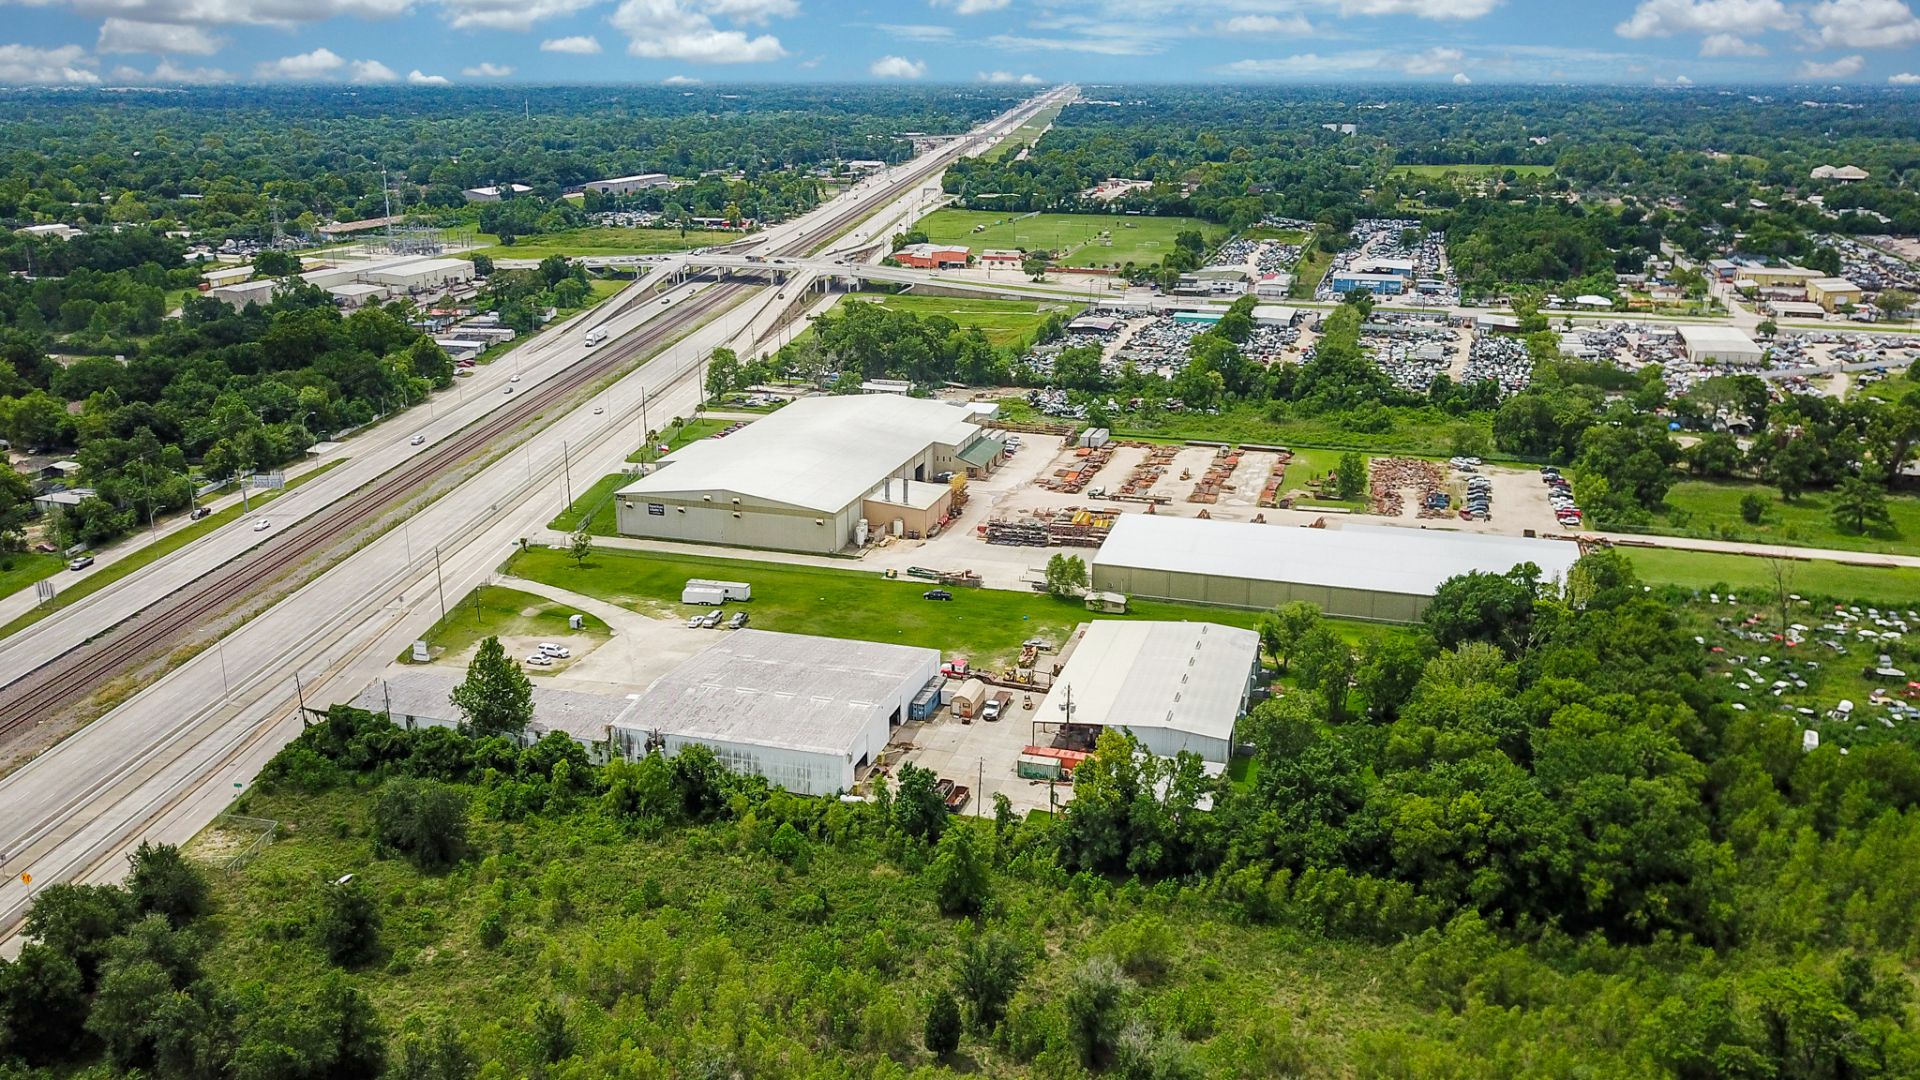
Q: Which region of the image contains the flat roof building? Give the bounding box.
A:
[1808,277,1863,312]
[209,279,285,311]
[585,173,674,195]
[463,184,532,203]
[1677,324,1764,365]
[894,243,969,269]
[612,629,940,796]
[349,669,632,761]
[1091,515,1581,623]
[1044,621,1260,763]
[1329,272,1407,296]
[364,258,476,290]
[615,395,1002,553]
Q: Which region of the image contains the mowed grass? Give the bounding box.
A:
[506,546,1399,666]
[475,227,739,260]
[0,551,64,601]
[984,99,1066,161]
[1654,480,1920,557]
[844,294,1080,347]
[1624,546,1920,606]
[626,416,740,463]
[548,472,631,535]
[1389,164,1556,179]
[1237,225,1310,244]
[406,584,609,662]
[1291,243,1336,298]
[913,209,1222,269]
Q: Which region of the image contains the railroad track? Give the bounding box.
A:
[0,90,1052,738]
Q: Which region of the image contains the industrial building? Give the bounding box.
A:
[614,395,1004,553]
[1808,277,1864,312]
[1329,271,1407,296]
[1042,621,1260,763]
[1677,324,1764,365]
[363,258,475,290]
[208,279,286,310]
[349,670,630,761]
[893,243,970,269]
[1090,515,1582,623]
[585,173,675,195]
[463,184,533,202]
[611,630,940,796]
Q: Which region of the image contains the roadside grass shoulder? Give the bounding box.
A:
[848,294,1081,347]
[548,473,630,536]
[0,552,64,600]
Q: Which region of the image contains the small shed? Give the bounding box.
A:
[951,678,988,719]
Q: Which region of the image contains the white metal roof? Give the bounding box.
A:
[617,395,984,513]
[1049,621,1259,745]
[1093,515,1581,598]
[1677,324,1761,354]
[620,629,938,756]
[349,669,636,744]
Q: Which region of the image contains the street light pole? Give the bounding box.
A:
[561,440,573,508]
[431,545,447,621]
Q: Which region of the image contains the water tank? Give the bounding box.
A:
[855,518,870,546]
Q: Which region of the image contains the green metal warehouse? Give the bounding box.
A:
[1090,515,1582,623]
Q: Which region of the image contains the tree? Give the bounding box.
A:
[1880,289,1913,321]
[923,990,961,1057]
[316,881,382,967]
[705,346,741,401]
[253,249,299,277]
[373,778,468,871]
[1045,552,1089,599]
[1768,436,1819,501]
[1335,451,1367,501]
[126,842,209,929]
[449,636,532,739]
[1831,474,1892,535]
[1740,492,1769,524]
[928,823,991,916]
[1422,564,1541,657]
[1258,600,1322,673]
[1022,252,1049,281]
[469,253,494,278]
[892,762,948,842]
[393,1019,476,1080]
[1291,626,1356,718]
[953,931,1026,1032]
[1064,955,1131,1070]
[568,530,594,568]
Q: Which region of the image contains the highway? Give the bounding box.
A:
[0,84,1073,950]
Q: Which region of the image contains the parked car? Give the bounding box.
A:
[923,589,953,601]
[524,654,552,667]
[68,555,93,571]
[727,611,750,630]
[699,611,724,628]
[941,658,970,678]
[981,699,1003,722]
[687,614,706,628]
[538,643,571,658]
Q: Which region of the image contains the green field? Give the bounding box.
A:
[0,460,344,641]
[1290,243,1335,298]
[626,416,739,463]
[913,209,1222,270]
[0,551,64,600]
[1649,479,1920,557]
[1236,225,1310,244]
[505,546,1397,666]
[1624,545,1920,605]
[845,294,1080,347]
[475,227,738,260]
[548,472,631,535]
[984,99,1066,161]
[406,584,610,662]
[1389,164,1555,179]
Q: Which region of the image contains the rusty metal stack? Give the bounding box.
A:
[1188,446,1243,504]
[1368,457,1445,516]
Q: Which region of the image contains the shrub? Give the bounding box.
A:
[373,778,468,871]
[923,990,961,1057]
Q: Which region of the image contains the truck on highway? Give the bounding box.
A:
[583,327,608,347]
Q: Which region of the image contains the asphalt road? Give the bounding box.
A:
[0,85,1073,951]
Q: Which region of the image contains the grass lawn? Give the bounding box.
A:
[1650,480,1920,557]
[507,546,1399,667]
[843,294,1080,347]
[1285,447,1369,510]
[1102,401,1488,459]
[404,584,609,662]
[0,551,64,600]
[475,227,738,260]
[626,416,739,463]
[913,209,1221,270]
[548,472,630,536]
[1290,243,1336,299]
[1624,546,1920,606]
[0,460,344,641]
[1236,226,1310,244]
[1389,164,1555,179]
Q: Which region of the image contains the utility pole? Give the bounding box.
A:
[561,440,574,508]
[431,545,447,621]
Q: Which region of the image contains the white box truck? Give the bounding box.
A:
[684,578,751,601]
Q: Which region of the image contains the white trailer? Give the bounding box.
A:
[583,327,608,347]
[682,586,728,606]
[684,578,752,602]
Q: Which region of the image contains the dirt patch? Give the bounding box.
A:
[439,631,603,677]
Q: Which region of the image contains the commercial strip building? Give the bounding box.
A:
[1677,324,1764,366]
[894,243,970,269]
[1042,621,1260,763]
[610,630,940,797]
[1090,515,1582,623]
[1328,271,1407,296]
[614,395,1005,554]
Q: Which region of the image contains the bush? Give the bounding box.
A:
[373,778,469,871]
[923,990,962,1057]
[928,824,991,916]
[1740,492,1768,524]
[125,842,209,929]
[316,882,382,967]
[1064,955,1132,1070]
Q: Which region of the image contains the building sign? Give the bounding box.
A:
[648,503,666,516]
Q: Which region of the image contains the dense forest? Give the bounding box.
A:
[2,551,1916,1077]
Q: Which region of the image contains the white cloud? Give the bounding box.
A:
[348,58,397,82]
[1221,51,1388,76]
[461,61,513,76]
[1699,32,1767,56]
[1452,71,1471,84]
[978,70,1042,84]
[1615,0,1797,39]
[1809,0,1920,48]
[97,18,224,55]
[662,73,702,84]
[1341,0,1498,17]
[254,47,344,79]
[147,58,232,81]
[539,35,602,53]
[985,32,1163,55]
[407,68,449,84]
[877,23,955,42]
[1218,14,1315,35]
[612,0,790,63]
[0,43,100,84]
[31,0,413,28]
[931,0,1010,12]
[440,0,598,30]
[1891,71,1920,83]
[1402,46,1463,75]
[1675,73,1694,83]
[870,55,926,78]
[1799,54,1866,78]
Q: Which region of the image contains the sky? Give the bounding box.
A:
[2,0,1920,88]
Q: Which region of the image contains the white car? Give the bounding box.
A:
[509,373,521,382]
[524,654,552,667]
[251,518,271,532]
[410,434,426,446]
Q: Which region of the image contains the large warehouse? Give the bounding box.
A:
[349,670,632,762]
[611,630,940,796]
[1042,621,1260,763]
[1091,516,1582,623]
[1677,324,1764,366]
[615,395,1004,553]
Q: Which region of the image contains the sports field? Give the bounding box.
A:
[1389,164,1555,179]
[849,294,1080,346]
[913,209,1222,269]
